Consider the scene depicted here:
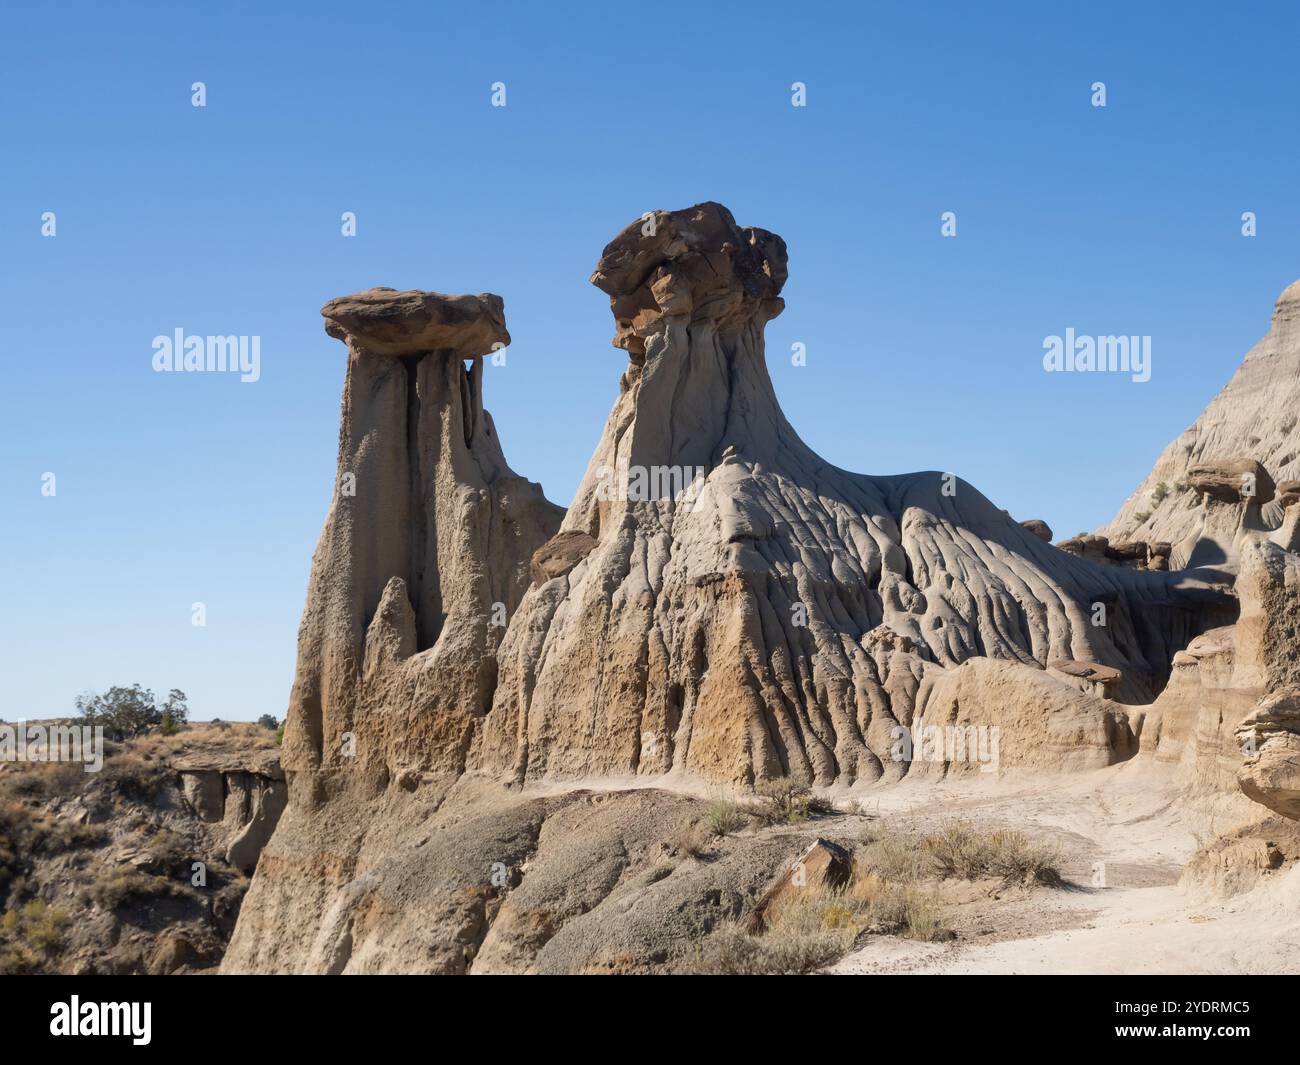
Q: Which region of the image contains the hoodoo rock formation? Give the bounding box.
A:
[478,203,1228,787]
[280,287,562,785]
[225,205,1248,974]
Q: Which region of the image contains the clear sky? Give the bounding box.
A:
[4,1,1298,721]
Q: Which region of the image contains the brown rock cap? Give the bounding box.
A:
[590,202,788,354]
[321,287,509,357]
[1021,518,1053,541]
[1186,458,1275,505]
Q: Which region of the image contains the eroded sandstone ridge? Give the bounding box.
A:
[478,203,1228,787]
[1100,280,1300,569]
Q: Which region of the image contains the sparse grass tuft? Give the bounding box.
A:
[99,753,170,800]
[705,798,745,837]
[690,843,956,974]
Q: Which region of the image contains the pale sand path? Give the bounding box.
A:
[829,767,1300,975]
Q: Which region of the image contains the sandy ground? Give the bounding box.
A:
[507,761,1300,974]
[827,766,1300,975]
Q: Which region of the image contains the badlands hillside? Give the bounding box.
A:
[0,723,282,973]
[213,204,1300,974]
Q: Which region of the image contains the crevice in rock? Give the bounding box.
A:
[401,353,431,651]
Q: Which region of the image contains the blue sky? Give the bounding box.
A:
[3,1,1298,721]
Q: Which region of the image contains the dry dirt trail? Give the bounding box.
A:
[828,767,1300,975]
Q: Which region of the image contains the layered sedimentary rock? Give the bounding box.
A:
[908,657,1134,778]
[478,202,1230,789]
[225,288,562,974]
[1100,280,1300,566]
[227,205,1240,973]
[173,751,286,874]
[281,287,562,784]
[1136,540,1300,823]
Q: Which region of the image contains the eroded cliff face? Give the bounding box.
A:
[477,203,1231,788]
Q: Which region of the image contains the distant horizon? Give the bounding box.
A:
[6,1,1299,722]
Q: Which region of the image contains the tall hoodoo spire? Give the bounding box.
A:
[281,287,561,786]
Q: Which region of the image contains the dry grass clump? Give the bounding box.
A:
[691,817,1063,974]
[691,862,948,974]
[921,823,1061,885]
[668,821,712,859]
[0,801,106,894]
[0,762,88,802]
[705,797,746,837]
[83,867,184,910]
[98,752,171,800]
[0,899,71,974]
[857,820,1061,886]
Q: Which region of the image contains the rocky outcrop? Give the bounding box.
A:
[529,530,598,586]
[1187,458,1275,506]
[173,751,286,874]
[1236,689,1300,819]
[1134,538,1300,826]
[1020,519,1053,542]
[1056,535,1172,571]
[1100,280,1300,563]
[744,838,851,933]
[225,288,562,974]
[910,657,1133,776]
[1047,658,1123,698]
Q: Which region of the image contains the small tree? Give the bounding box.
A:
[75,685,189,740]
[256,714,278,730]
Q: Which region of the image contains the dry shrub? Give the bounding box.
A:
[0,899,71,973]
[99,752,170,800]
[752,777,833,825]
[0,801,106,894]
[690,890,857,975]
[84,868,181,910]
[691,857,951,974]
[921,823,1061,885]
[857,820,1061,886]
[856,824,927,882]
